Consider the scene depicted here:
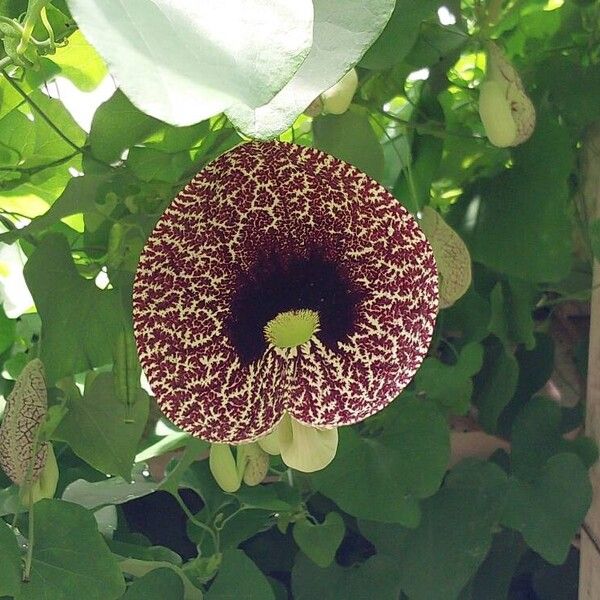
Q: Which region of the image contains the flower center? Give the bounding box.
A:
[263,309,320,349]
[226,250,363,365]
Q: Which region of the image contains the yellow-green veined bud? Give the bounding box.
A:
[276,413,338,473]
[303,68,358,117]
[112,326,142,423]
[479,42,535,148]
[321,69,358,115]
[0,359,48,486]
[419,207,471,309]
[19,443,59,506]
[209,443,241,493]
[237,443,270,487]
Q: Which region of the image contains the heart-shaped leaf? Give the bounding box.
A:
[66,0,314,126]
[227,0,395,138]
[293,512,345,567]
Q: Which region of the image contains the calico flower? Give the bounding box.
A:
[133,141,438,471]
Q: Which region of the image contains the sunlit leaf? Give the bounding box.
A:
[227,0,395,138]
[23,233,124,383]
[66,0,314,126]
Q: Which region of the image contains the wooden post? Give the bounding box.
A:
[579,126,600,599]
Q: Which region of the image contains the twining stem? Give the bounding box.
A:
[23,495,34,582]
[22,424,43,583]
[175,493,219,553]
[17,0,53,55]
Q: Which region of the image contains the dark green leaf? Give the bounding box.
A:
[235,485,295,512]
[589,218,600,261]
[394,134,443,213]
[465,530,525,600]
[312,108,384,181]
[473,337,519,433]
[53,373,149,480]
[0,518,21,597]
[488,279,537,350]
[23,233,124,383]
[448,114,573,282]
[312,397,449,524]
[292,554,401,600]
[360,0,441,70]
[293,512,345,568]
[19,499,125,600]
[206,549,274,600]
[414,342,483,414]
[442,286,491,343]
[501,453,592,565]
[0,306,15,354]
[511,397,598,480]
[497,333,555,437]
[360,460,508,600]
[122,568,184,600]
[406,21,467,68]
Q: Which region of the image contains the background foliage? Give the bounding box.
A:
[0,0,599,598]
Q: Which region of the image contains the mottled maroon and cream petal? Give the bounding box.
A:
[133,141,438,444]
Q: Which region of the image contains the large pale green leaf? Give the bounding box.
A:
[312,108,384,180]
[0,518,21,598]
[227,0,395,138]
[206,549,274,600]
[360,460,508,600]
[62,466,157,510]
[292,554,400,600]
[501,453,592,565]
[312,397,449,525]
[66,0,314,126]
[53,373,149,481]
[23,233,124,383]
[19,499,125,600]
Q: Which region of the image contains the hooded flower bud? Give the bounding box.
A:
[19,443,59,506]
[209,443,241,493]
[478,42,535,148]
[0,359,49,487]
[419,207,471,309]
[304,69,358,117]
[237,443,270,486]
